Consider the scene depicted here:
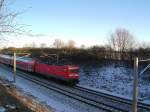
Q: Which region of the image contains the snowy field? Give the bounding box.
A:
[79,61,150,103]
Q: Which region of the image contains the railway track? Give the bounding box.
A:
[0,64,150,112]
[75,85,150,110]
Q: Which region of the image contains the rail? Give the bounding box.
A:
[0,64,150,112]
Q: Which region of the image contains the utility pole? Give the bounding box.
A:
[57,54,59,64]
[13,53,30,83]
[132,57,138,112]
[13,52,16,83]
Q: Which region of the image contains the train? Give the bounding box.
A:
[0,54,79,84]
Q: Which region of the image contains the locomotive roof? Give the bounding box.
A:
[16,57,34,62]
[0,54,34,62]
[0,54,12,59]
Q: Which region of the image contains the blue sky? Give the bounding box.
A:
[7,0,150,47]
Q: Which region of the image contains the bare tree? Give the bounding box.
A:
[53,38,64,48]
[108,28,136,51]
[108,28,136,59]
[67,40,76,49]
[139,41,150,49]
[40,43,47,48]
[0,0,22,33]
[23,42,37,48]
[0,0,26,49]
[81,44,85,49]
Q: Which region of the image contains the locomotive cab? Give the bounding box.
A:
[65,66,79,84]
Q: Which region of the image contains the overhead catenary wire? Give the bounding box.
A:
[139,59,150,62]
[139,63,150,75]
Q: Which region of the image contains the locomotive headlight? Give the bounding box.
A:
[69,74,78,76]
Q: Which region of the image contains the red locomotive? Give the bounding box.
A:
[0,54,79,84]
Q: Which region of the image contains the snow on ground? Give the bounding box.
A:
[0,66,103,112]
[79,62,150,103]
[0,106,6,112]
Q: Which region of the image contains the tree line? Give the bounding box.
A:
[9,28,148,61]
[23,39,76,49]
[1,27,150,61]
